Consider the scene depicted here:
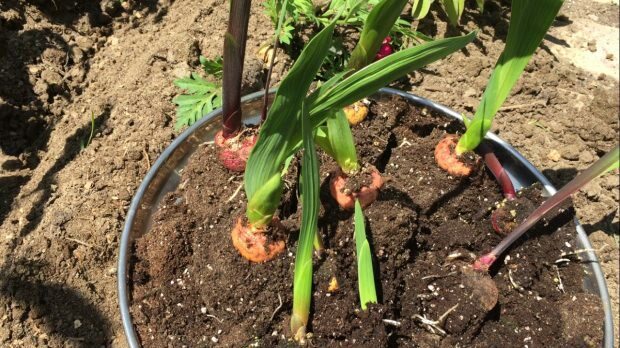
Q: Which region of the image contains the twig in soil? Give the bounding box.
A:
[560,246,606,259]
[226,182,244,203]
[554,258,571,264]
[508,269,525,293]
[413,304,459,336]
[421,272,456,281]
[227,175,239,183]
[397,138,412,148]
[143,147,151,170]
[66,337,85,341]
[382,319,402,327]
[498,101,545,111]
[372,133,388,144]
[135,286,163,302]
[270,293,283,321]
[553,266,565,293]
[206,314,224,323]
[64,236,101,250]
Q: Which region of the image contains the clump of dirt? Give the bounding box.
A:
[130,97,604,346]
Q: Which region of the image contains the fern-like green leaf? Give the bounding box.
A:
[199,56,223,79]
[173,73,222,130]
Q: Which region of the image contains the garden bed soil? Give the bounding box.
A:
[129,96,604,347]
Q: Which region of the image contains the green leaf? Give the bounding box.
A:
[441,0,465,26]
[412,0,433,19]
[476,0,485,11]
[308,32,477,126]
[348,0,409,71]
[291,101,320,341]
[245,19,337,204]
[172,73,221,130]
[246,173,283,228]
[456,0,564,154]
[354,200,377,310]
[325,109,359,173]
[200,56,223,79]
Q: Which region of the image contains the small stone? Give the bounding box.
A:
[463,87,477,98]
[579,151,594,163]
[73,319,82,329]
[76,36,94,52]
[561,146,580,161]
[547,149,561,162]
[41,70,63,85]
[71,46,85,62]
[606,53,614,61]
[587,40,597,52]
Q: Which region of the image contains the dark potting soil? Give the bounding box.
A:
[129,95,603,347]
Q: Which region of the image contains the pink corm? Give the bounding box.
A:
[375,37,393,60]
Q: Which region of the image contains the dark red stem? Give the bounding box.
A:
[222,0,252,139]
[261,39,279,122]
[478,142,517,200]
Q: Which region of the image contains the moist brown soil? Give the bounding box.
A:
[130,96,604,347]
[1,0,618,347]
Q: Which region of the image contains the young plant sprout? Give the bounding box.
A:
[291,102,320,342]
[216,0,256,172]
[354,199,378,310]
[434,0,564,182]
[473,146,620,271]
[234,26,476,263]
[321,0,409,210]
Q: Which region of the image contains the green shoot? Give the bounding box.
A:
[245,19,338,226]
[411,0,432,19]
[354,199,377,310]
[325,110,359,174]
[441,0,465,26]
[80,111,96,150]
[291,102,320,342]
[475,146,620,270]
[347,0,408,71]
[456,0,564,155]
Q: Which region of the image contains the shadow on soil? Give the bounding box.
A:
[0,259,111,347]
[17,108,111,237]
[0,175,30,226]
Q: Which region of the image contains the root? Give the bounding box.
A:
[413,304,459,336]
